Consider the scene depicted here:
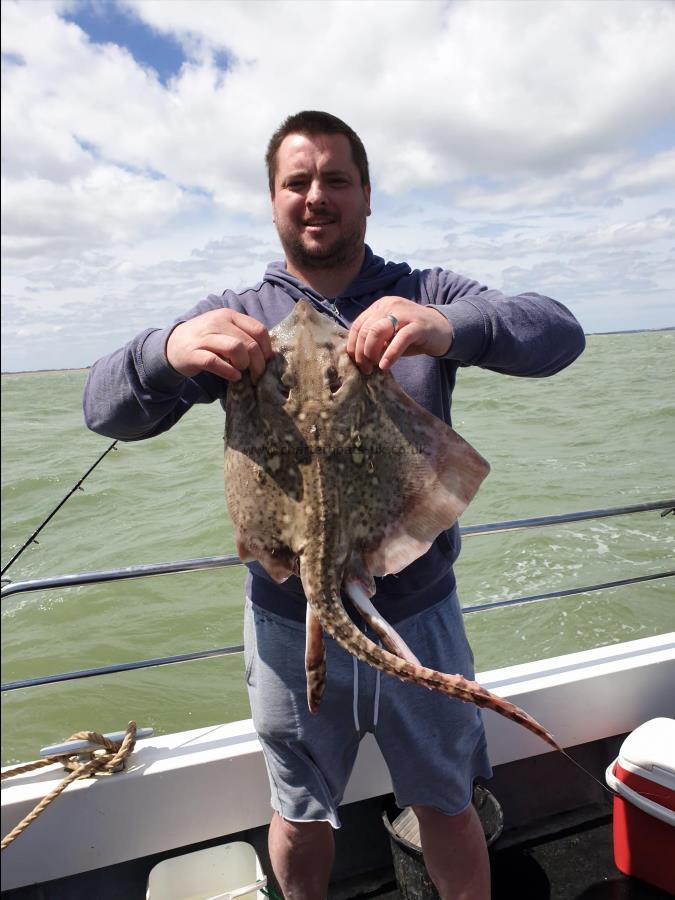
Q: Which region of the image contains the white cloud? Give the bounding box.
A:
[5,0,675,207]
[611,149,675,194]
[2,167,194,262]
[123,0,675,184]
[1,0,674,371]
[403,209,673,266]
[454,151,675,212]
[453,152,675,212]
[580,209,674,249]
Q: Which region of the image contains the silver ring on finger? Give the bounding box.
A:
[385,314,399,336]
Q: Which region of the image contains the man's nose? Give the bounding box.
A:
[306,178,326,205]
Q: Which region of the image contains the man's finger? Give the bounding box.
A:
[193,350,242,382]
[346,313,366,357]
[379,325,420,370]
[229,311,274,360]
[346,301,389,358]
[204,334,253,373]
[360,316,398,367]
[203,330,270,384]
[244,339,269,385]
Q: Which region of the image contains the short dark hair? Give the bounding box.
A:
[265,110,370,195]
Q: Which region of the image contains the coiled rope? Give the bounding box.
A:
[1,721,137,851]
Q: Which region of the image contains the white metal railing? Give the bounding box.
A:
[1,499,673,692]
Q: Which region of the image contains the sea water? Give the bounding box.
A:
[1,331,674,764]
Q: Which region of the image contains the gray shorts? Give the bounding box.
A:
[243,591,492,829]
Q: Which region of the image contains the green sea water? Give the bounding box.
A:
[1,331,674,765]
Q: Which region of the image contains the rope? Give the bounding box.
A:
[1,721,137,851]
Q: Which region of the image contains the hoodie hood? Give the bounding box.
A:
[262,245,411,325]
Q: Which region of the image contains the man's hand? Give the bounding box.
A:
[347,297,453,374]
[166,309,273,383]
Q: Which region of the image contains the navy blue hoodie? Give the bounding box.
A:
[83,246,585,622]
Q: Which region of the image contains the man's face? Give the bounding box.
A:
[271,132,371,272]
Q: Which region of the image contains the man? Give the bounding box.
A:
[84,110,585,899]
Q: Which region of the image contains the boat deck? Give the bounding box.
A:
[491,817,668,900]
[356,818,670,900]
[1,807,670,899]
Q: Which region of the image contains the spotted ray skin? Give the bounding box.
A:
[225,300,561,751]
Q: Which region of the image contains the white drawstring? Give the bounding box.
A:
[373,667,381,728]
[352,638,382,732]
[352,656,360,731]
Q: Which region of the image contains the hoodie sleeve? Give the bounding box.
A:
[83,294,232,440]
[425,268,585,376]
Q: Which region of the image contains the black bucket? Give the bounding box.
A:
[382,786,503,900]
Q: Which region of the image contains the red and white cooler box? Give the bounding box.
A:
[605,717,675,895]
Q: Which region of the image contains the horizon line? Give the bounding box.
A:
[2,325,673,376]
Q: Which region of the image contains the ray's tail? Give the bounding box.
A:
[308,594,562,752]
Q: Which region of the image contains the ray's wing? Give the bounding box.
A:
[337,369,490,580]
[224,367,307,583]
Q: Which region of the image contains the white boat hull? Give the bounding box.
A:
[2,632,674,892]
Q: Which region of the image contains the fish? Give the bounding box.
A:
[224,299,561,751]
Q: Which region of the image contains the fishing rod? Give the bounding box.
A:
[1,440,118,578]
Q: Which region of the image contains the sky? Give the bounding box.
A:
[2,0,674,372]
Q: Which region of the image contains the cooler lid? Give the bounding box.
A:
[619,717,675,791]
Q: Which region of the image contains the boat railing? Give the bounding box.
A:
[2,499,673,693]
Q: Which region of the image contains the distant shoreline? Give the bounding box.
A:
[587,326,674,336]
[1,327,673,375]
[1,366,90,376]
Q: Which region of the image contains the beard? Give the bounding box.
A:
[277,217,367,271]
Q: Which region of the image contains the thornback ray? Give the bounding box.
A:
[225,299,561,751]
